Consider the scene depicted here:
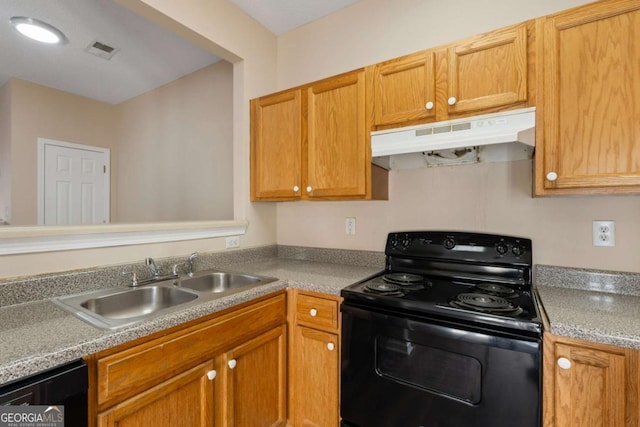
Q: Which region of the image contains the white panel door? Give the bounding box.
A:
[40,140,109,225]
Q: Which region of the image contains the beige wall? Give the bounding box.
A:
[275,0,640,273]
[115,61,234,222]
[9,79,118,225]
[0,83,11,224]
[0,0,279,278]
[3,0,637,279]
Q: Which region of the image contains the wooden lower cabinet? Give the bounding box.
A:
[90,293,287,427]
[543,333,639,427]
[288,290,342,427]
[219,325,287,426]
[291,326,339,427]
[97,361,215,427]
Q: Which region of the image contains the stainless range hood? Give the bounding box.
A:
[371,107,535,169]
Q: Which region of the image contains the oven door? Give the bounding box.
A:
[340,304,541,427]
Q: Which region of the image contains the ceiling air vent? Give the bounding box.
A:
[84,40,119,60]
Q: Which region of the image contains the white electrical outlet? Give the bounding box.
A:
[592,221,615,247]
[225,236,240,249]
[345,217,356,235]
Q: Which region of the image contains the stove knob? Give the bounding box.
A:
[496,243,509,255]
[390,238,399,248]
[401,237,411,247]
[443,238,456,250]
[512,245,526,256]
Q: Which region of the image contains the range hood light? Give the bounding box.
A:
[9,17,67,45]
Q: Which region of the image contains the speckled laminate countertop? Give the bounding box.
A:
[535,265,640,350]
[0,257,380,385]
[3,255,638,386]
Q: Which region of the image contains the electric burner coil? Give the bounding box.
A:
[450,292,523,316]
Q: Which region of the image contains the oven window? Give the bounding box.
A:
[375,336,482,404]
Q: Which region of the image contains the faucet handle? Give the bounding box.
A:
[171,263,181,276]
[121,271,138,287]
[187,252,198,276]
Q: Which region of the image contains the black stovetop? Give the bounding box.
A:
[340,231,542,337]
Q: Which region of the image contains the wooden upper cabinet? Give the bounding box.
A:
[445,23,528,115]
[306,70,368,199]
[370,22,530,130]
[372,50,436,127]
[250,69,385,201]
[538,0,640,195]
[251,89,302,200]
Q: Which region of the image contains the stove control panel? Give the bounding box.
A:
[385,231,532,265]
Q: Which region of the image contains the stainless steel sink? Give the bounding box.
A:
[176,272,264,293]
[53,270,278,330]
[80,286,198,319]
[53,282,200,330]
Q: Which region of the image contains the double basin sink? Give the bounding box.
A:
[53,271,278,330]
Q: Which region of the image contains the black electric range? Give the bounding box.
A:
[340,231,543,427]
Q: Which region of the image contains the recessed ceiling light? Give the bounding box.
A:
[9,16,67,45]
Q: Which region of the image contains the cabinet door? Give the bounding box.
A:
[220,325,287,427]
[306,70,368,199]
[552,343,626,427]
[445,23,528,115]
[291,326,339,427]
[97,361,215,427]
[372,50,436,127]
[251,90,303,200]
[539,1,640,194]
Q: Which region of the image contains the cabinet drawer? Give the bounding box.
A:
[96,294,286,409]
[296,293,339,330]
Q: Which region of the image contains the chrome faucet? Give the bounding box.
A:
[145,257,160,278]
[187,252,198,277]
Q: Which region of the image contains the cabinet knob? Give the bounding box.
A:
[306,186,312,193]
[228,359,237,369]
[327,342,335,351]
[425,101,434,110]
[557,357,572,370]
[206,370,217,380]
[447,96,457,106]
[309,308,318,317]
[546,172,558,181]
[293,185,300,192]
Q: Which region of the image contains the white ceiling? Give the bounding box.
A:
[1,0,362,104]
[0,0,220,104]
[230,0,362,35]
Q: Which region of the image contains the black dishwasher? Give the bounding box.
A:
[0,359,88,427]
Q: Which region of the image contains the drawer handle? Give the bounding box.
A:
[206,370,217,380]
[309,308,318,317]
[546,172,558,182]
[447,96,457,106]
[306,186,313,193]
[425,101,434,110]
[327,342,335,351]
[228,359,237,369]
[557,357,571,370]
[293,185,300,192]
